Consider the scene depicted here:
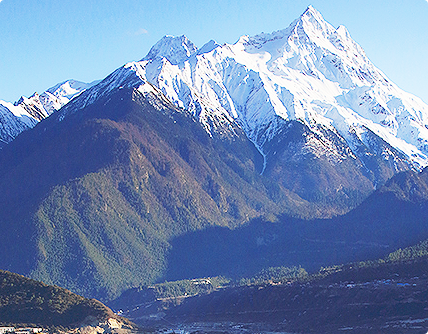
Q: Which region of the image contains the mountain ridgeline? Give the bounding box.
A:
[1,6,428,303]
[0,80,97,147]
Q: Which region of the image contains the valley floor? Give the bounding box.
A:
[148,319,428,334]
[131,273,428,334]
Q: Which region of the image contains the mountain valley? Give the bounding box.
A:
[113,232,428,333]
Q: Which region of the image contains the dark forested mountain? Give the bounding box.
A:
[0,83,317,301]
[1,77,427,303]
[0,269,119,327]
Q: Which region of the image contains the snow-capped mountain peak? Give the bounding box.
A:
[2,5,428,214]
[13,92,47,121]
[6,5,426,181]
[0,79,98,146]
[104,6,428,172]
[142,35,198,65]
[40,79,99,115]
[299,5,335,33]
[46,79,93,99]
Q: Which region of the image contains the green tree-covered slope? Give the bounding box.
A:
[0,269,116,327]
[0,87,313,300]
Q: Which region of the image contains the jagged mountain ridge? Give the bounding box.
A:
[0,80,98,146]
[130,5,428,170]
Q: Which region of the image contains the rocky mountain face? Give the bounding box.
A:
[1,6,428,303]
[0,80,97,146]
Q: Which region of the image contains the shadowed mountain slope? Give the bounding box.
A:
[0,85,316,301]
[162,168,428,281]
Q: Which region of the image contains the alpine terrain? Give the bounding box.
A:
[95,4,428,210]
[1,5,428,306]
[0,80,97,146]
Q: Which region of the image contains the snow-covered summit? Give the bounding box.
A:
[0,79,97,145]
[52,6,428,174]
[40,79,99,115]
[104,5,426,170]
[142,35,198,65]
[46,79,96,101]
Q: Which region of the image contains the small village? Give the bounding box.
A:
[0,327,45,334]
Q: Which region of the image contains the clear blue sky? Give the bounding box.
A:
[0,0,427,104]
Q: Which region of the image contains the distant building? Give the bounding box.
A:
[0,328,44,334]
[0,328,15,334]
[15,329,43,334]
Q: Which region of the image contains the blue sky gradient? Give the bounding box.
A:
[0,0,427,103]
